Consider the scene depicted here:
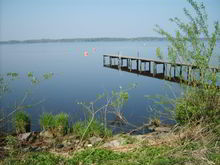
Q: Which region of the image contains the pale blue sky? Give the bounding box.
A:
[0,0,219,41]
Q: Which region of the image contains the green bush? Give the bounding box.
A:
[12,111,30,134]
[39,113,55,131]
[155,0,220,125]
[72,119,112,139]
[54,112,69,135]
[175,86,220,124]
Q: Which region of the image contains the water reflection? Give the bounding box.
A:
[103,64,185,84]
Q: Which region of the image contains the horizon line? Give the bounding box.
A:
[1,36,219,44]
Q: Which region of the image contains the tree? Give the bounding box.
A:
[154,0,220,124]
[155,0,220,85]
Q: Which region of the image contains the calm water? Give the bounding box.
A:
[1,41,219,132]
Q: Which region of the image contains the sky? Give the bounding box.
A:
[0,0,219,41]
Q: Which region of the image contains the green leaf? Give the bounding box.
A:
[7,72,19,77]
[43,72,54,80]
[28,72,33,78]
[31,77,40,84]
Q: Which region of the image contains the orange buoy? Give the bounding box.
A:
[84,51,88,56]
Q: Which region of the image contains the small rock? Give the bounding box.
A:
[75,140,80,144]
[28,135,37,143]
[44,138,55,144]
[148,126,156,131]
[87,144,92,147]
[63,140,71,147]
[84,141,89,147]
[21,143,28,148]
[56,144,64,149]
[40,131,54,138]
[154,127,171,133]
[135,135,146,141]
[22,147,30,152]
[68,135,76,139]
[89,137,102,145]
[30,146,39,152]
[18,132,32,141]
[103,140,121,148]
[41,146,49,150]
[35,147,42,152]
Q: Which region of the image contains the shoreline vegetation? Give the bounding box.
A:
[1,37,220,44]
[0,115,219,165]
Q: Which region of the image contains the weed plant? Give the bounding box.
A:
[39,112,69,136]
[72,119,112,139]
[54,112,69,135]
[12,111,30,134]
[39,113,55,131]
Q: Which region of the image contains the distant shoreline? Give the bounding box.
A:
[0,37,167,44]
[0,37,219,44]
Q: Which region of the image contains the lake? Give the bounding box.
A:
[1,41,219,133]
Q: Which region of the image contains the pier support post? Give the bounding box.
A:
[110,57,112,66]
[149,62,151,72]
[153,62,157,76]
[169,65,172,78]
[140,61,142,72]
[136,60,139,71]
[187,67,189,80]
[163,64,165,74]
[103,56,106,65]
[164,64,167,77]
[118,57,121,69]
[180,66,182,78]
[174,66,176,77]
[130,59,132,71]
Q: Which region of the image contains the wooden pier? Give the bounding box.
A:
[103,54,220,84]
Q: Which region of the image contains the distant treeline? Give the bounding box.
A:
[0,37,167,44]
[0,37,219,44]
